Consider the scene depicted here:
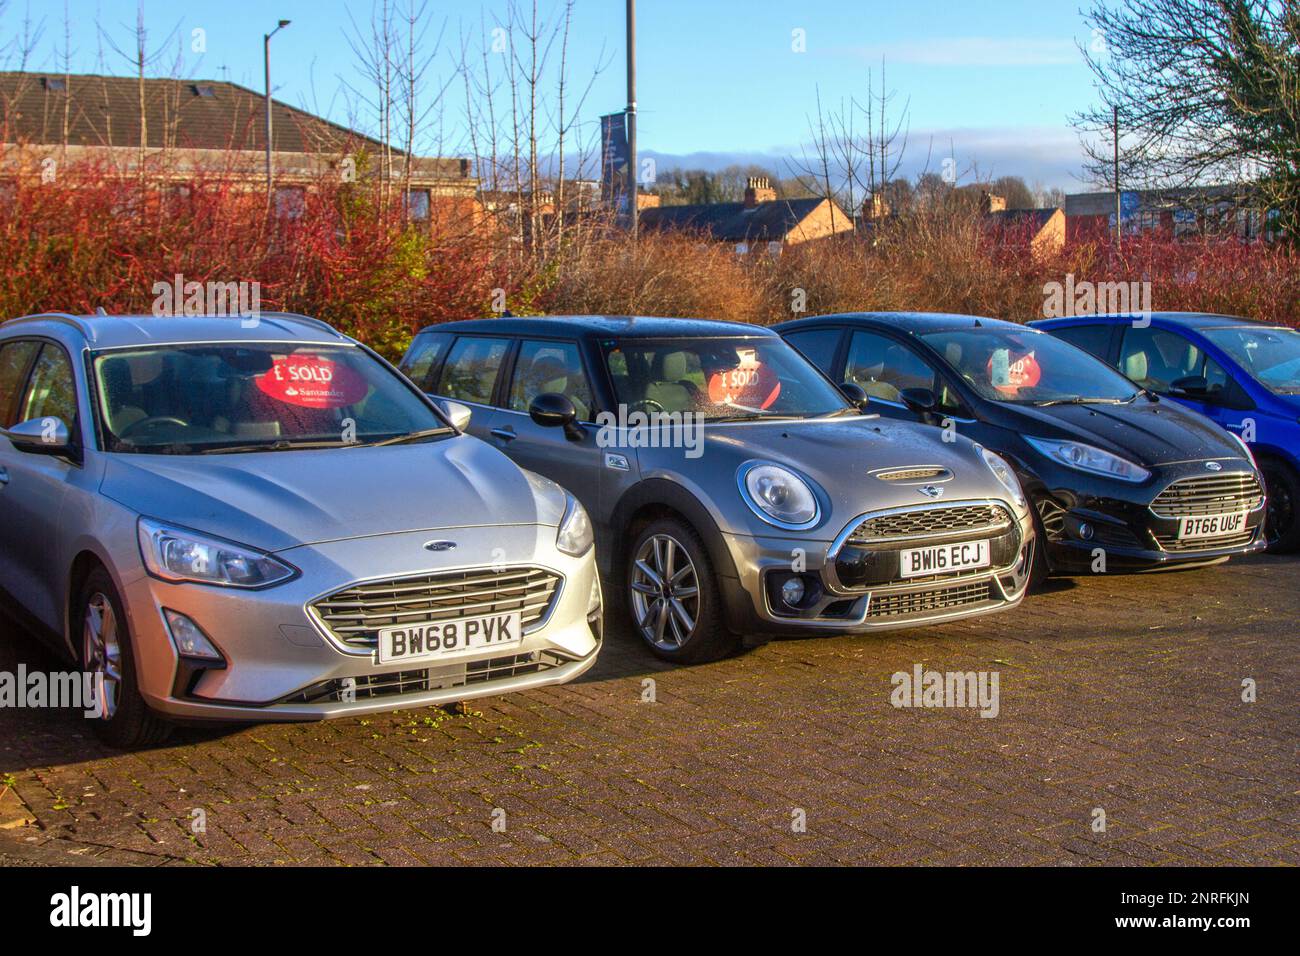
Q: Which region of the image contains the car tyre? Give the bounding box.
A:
[626,518,739,664]
[1260,458,1300,553]
[78,567,172,749]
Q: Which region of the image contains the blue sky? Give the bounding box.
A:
[11,0,1107,190]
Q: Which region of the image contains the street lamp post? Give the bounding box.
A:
[264,19,291,199]
[626,0,637,236]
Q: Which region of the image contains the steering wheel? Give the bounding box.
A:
[631,398,665,415]
[119,416,190,439]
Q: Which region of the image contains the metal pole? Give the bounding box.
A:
[264,20,290,200]
[264,32,273,197]
[1113,105,1121,252]
[626,0,637,236]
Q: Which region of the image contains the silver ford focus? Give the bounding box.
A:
[401,316,1036,664]
[0,312,602,747]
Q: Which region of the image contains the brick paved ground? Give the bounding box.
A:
[1,555,1296,866]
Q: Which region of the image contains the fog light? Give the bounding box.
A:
[1078,522,1095,541]
[587,575,603,617]
[781,577,806,607]
[163,609,224,661]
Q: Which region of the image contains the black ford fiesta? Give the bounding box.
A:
[776,312,1267,581]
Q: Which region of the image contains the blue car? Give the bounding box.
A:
[1032,313,1299,551]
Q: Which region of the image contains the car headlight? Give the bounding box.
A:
[556,494,594,557]
[1229,432,1258,469]
[978,446,1027,507]
[138,518,297,588]
[1025,437,1151,484]
[739,461,821,529]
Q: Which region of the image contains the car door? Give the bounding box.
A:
[490,338,605,514]
[427,334,511,441]
[842,328,967,421]
[0,338,41,601]
[0,341,83,630]
[1118,326,1250,430]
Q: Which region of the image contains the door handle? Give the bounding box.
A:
[0,466,8,487]
[490,427,517,442]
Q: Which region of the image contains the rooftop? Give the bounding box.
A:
[422,315,774,339]
[1,312,352,349]
[0,71,470,179]
[638,197,831,243]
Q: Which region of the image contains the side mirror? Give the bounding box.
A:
[900,387,938,417]
[838,382,870,410]
[529,392,584,442]
[2,417,77,460]
[1169,375,1210,399]
[437,399,473,431]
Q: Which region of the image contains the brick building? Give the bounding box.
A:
[0,71,477,218]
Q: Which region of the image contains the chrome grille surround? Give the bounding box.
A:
[309,565,564,656]
[1149,472,1264,519]
[845,502,1014,545]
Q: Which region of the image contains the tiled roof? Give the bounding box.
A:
[0,71,468,178]
[639,197,831,242]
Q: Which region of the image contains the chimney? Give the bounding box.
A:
[743,176,776,208]
[980,190,1006,214]
[862,193,891,220]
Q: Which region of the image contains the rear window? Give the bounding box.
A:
[398,331,451,389]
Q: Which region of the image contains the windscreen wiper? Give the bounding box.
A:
[367,427,454,446]
[199,439,361,455]
[1033,396,1132,407]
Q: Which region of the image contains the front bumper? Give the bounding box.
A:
[716,499,1034,636]
[121,525,602,722]
[1036,463,1267,574]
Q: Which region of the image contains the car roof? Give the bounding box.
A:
[1033,312,1273,332]
[0,312,353,349]
[417,315,773,340]
[777,311,1030,335]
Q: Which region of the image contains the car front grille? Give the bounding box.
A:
[1149,473,1264,519]
[865,581,992,619]
[1154,528,1257,553]
[280,652,568,704]
[311,567,563,651]
[846,503,1013,544]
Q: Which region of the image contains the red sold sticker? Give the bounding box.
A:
[255,355,369,409]
[988,349,1042,394]
[706,350,782,410]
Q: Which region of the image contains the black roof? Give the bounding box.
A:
[777,311,1028,335]
[417,315,775,339]
[639,198,828,242]
[1032,312,1269,330]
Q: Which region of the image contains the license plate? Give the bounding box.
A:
[376,611,522,665]
[1177,512,1247,540]
[899,540,990,578]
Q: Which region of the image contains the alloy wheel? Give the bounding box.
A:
[1264,473,1293,547]
[83,592,122,720]
[630,534,701,651]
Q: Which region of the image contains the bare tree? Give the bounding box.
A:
[1075,0,1300,236]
